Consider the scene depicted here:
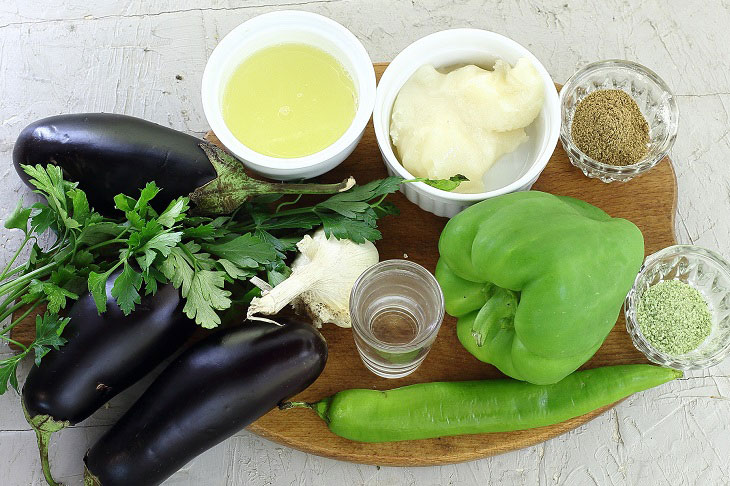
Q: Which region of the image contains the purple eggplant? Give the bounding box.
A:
[84,318,327,486]
[22,270,197,486]
[13,113,216,215]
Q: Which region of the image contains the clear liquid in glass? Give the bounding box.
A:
[350,260,444,378]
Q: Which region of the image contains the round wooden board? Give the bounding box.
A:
[234,63,677,466]
[9,63,677,466]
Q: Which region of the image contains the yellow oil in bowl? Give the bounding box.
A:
[222,43,357,159]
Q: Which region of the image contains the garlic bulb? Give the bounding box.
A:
[247,228,379,328]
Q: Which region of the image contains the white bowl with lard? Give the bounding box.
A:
[373,29,560,217]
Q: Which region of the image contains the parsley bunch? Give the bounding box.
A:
[0,164,419,394]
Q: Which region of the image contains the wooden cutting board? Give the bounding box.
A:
[11,63,677,466]
[243,64,677,465]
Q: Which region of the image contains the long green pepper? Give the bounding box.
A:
[282,365,680,442]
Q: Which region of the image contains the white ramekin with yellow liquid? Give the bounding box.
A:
[202,11,376,181]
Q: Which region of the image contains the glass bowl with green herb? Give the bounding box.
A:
[625,245,730,369]
[560,60,678,183]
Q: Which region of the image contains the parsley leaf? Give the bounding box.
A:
[181,270,231,328]
[0,356,21,394]
[111,262,143,315]
[88,268,115,313]
[158,245,195,296]
[315,210,383,243]
[265,260,292,287]
[114,193,136,213]
[182,223,219,239]
[77,221,124,245]
[32,313,70,366]
[408,174,469,191]
[203,233,277,268]
[0,312,69,394]
[30,202,58,235]
[4,198,32,233]
[28,280,79,314]
[217,259,254,280]
[134,182,161,215]
[69,188,91,226]
[137,231,182,271]
[157,197,189,228]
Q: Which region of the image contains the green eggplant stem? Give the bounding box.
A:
[190,142,356,214]
[22,400,70,486]
[83,464,101,486]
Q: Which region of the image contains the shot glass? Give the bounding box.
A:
[350,259,445,378]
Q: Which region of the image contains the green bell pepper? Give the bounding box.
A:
[435,191,644,384]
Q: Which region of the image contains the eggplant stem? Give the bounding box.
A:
[190,142,356,214]
[83,464,101,486]
[22,400,70,486]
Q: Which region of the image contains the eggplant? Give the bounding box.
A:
[84,318,328,486]
[22,270,197,486]
[13,113,216,215]
[13,113,355,215]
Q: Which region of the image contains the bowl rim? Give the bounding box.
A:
[625,244,730,369]
[201,10,376,172]
[373,28,561,202]
[559,59,679,174]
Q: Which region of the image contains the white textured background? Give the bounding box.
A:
[1,1,729,485]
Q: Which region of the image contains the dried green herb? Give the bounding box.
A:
[637,279,712,355]
[571,89,650,166]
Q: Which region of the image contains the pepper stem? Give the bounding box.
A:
[279,401,312,410]
[472,287,519,347]
[280,397,332,424]
[190,142,356,214]
[22,400,70,486]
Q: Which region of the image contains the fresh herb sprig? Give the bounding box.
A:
[0,164,440,394]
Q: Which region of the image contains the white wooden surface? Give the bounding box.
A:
[1,1,729,485]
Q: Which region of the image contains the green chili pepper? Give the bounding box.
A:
[282,365,680,442]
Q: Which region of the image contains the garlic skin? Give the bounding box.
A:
[247,228,379,328]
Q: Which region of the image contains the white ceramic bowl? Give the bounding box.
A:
[373,29,560,217]
[201,11,376,181]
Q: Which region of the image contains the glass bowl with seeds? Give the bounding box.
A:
[559,60,678,182]
[625,245,730,369]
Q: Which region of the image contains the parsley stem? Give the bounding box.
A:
[0,298,30,328]
[0,333,27,352]
[0,262,57,298]
[86,236,126,252]
[0,234,31,281]
[370,193,389,209]
[0,300,41,339]
[1,264,29,281]
[275,194,303,213]
[0,282,30,314]
[85,227,130,252]
[265,206,314,218]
